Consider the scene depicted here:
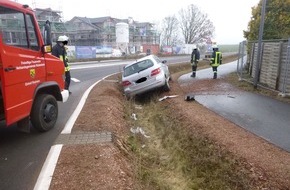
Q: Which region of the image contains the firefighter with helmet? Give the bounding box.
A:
[52,35,72,94]
[190,45,200,78]
[210,44,222,79]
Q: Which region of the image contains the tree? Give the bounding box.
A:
[178,4,214,44]
[244,0,290,41]
[160,15,180,46]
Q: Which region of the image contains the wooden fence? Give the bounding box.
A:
[245,39,290,94]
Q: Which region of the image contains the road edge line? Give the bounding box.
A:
[33,144,63,190]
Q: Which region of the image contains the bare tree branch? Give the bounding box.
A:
[160,15,180,46]
[178,4,215,44]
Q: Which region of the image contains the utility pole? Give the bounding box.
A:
[253,0,267,88]
[32,0,36,9]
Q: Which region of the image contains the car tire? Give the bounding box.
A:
[163,76,170,91]
[125,95,130,100]
[125,93,132,100]
[30,94,58,132]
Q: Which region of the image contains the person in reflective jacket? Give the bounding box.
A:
[190,45,200,78]
[52,35,71,94]
[210,45,222,79]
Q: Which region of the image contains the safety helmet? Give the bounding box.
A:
[212,44,218,49]
[192,44,197,50]
[212,44,218,51]
[57,35,69,42]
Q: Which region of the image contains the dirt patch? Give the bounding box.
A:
[51,144,134,190]
[50,71,290,189]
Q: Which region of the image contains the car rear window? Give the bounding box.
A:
[123,59,154,77]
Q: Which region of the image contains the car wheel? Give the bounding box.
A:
[125,93,132,100]
[163,76,170,91]
[30,94,58,132]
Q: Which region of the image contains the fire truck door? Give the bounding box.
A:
[0,7,46,125]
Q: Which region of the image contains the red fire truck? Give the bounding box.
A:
[0,0,69,132]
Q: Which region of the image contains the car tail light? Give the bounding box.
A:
[122,80,131,86]
[151,68,161,76]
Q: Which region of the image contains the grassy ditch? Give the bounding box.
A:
[124,97,257,190]
[121,54,265,189]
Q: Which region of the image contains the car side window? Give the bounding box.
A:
[0,6,39,51]
[26,14,39,50]
[0,6,27,47]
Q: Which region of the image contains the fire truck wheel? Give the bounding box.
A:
[31,94,58,132]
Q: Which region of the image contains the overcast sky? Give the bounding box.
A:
[18,0,260,44]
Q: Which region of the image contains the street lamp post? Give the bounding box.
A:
[253,0,267,88]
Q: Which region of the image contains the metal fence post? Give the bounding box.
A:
[237,42,242,78]
[240,41,246,80]
[254,0,267,88]
[281,38,290,96]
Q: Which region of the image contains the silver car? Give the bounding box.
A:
[122,55,171,98]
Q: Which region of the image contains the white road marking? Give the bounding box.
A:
[71,78,80,82]
[33,144,63,190]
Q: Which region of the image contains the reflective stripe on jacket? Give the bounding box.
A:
[211,51,222,67]
[59,55,64,61]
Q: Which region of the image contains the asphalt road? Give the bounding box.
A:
[178,61,290,153]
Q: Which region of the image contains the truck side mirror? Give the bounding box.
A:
[43,20,52,46]
[42,20,52,53]
[43,45,52,53]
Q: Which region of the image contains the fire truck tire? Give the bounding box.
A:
[31,94,58,132]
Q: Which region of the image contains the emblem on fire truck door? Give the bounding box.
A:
[30,69,36,78]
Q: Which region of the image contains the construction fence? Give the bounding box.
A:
[237,39,290,95]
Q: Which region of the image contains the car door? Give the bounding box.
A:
[0,6,45,125]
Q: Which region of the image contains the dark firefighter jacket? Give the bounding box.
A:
[211,50,222,67]
[52,43,70,71]
[191,49,200,65]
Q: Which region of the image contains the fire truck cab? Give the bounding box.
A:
[0,0,69,132]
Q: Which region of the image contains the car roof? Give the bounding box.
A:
[137,54,155,62]
[125,55,155,68]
